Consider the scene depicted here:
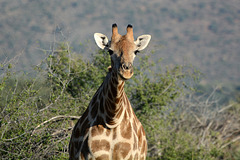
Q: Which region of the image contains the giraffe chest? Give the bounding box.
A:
[87,115,147,160]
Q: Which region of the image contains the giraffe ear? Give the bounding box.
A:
[94,33,109,49]
[134,35,151,51]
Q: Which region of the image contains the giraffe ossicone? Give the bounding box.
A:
[69,24,151,160]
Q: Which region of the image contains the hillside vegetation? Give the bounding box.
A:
[0,0,239,85]
[0,42,240,159]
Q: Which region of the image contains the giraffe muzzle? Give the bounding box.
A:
[119,62,134,80]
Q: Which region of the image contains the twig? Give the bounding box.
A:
[221,135,240,149]
[31,115,80,135]
[1,132,28,141]
[0,148,19,155]
[191,111,203,125]
[159,83,172,96]
[205,86,219,105]
[51,127,73,136]
[218,104,234,113]
[201,121,213,146]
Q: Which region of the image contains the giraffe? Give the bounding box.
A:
[69,24,151,160]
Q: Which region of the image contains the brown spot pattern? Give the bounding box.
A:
[124,94,128,105]
[117,81,124,91]
[132,120,138,133]
[120,113,132,139]
[80,153,85,160]
[134,153,138,160]
[141,140,146,154]
[105,128,111,136]
[128,155,133,160]
[96,154,109,160]
[133,135,138,150]
[115,97,121,104]
[113,127,117,140]
[91,125,104,137]
[113,142,131,159]
[116,106,123,119]
[137,126,143,147]
[126,104,132,118]
[91,140,110,153]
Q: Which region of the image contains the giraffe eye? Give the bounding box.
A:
[108,49,113,55]
[134,50,139,55]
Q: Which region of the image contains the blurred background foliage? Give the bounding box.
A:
[0,0,239,86]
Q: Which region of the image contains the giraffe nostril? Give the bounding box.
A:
[122,63,132,70]
[123,64,128,70]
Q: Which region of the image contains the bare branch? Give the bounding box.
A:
[201,121,213,146]
[31,115,80,135]
[218,103,235,113]
[191,111,203,125]
[221,135,240,149]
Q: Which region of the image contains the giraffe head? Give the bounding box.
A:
[94,24,151,80]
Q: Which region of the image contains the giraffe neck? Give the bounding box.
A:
[95,69,127,128]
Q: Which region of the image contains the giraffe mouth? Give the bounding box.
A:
[118,68,134,80]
